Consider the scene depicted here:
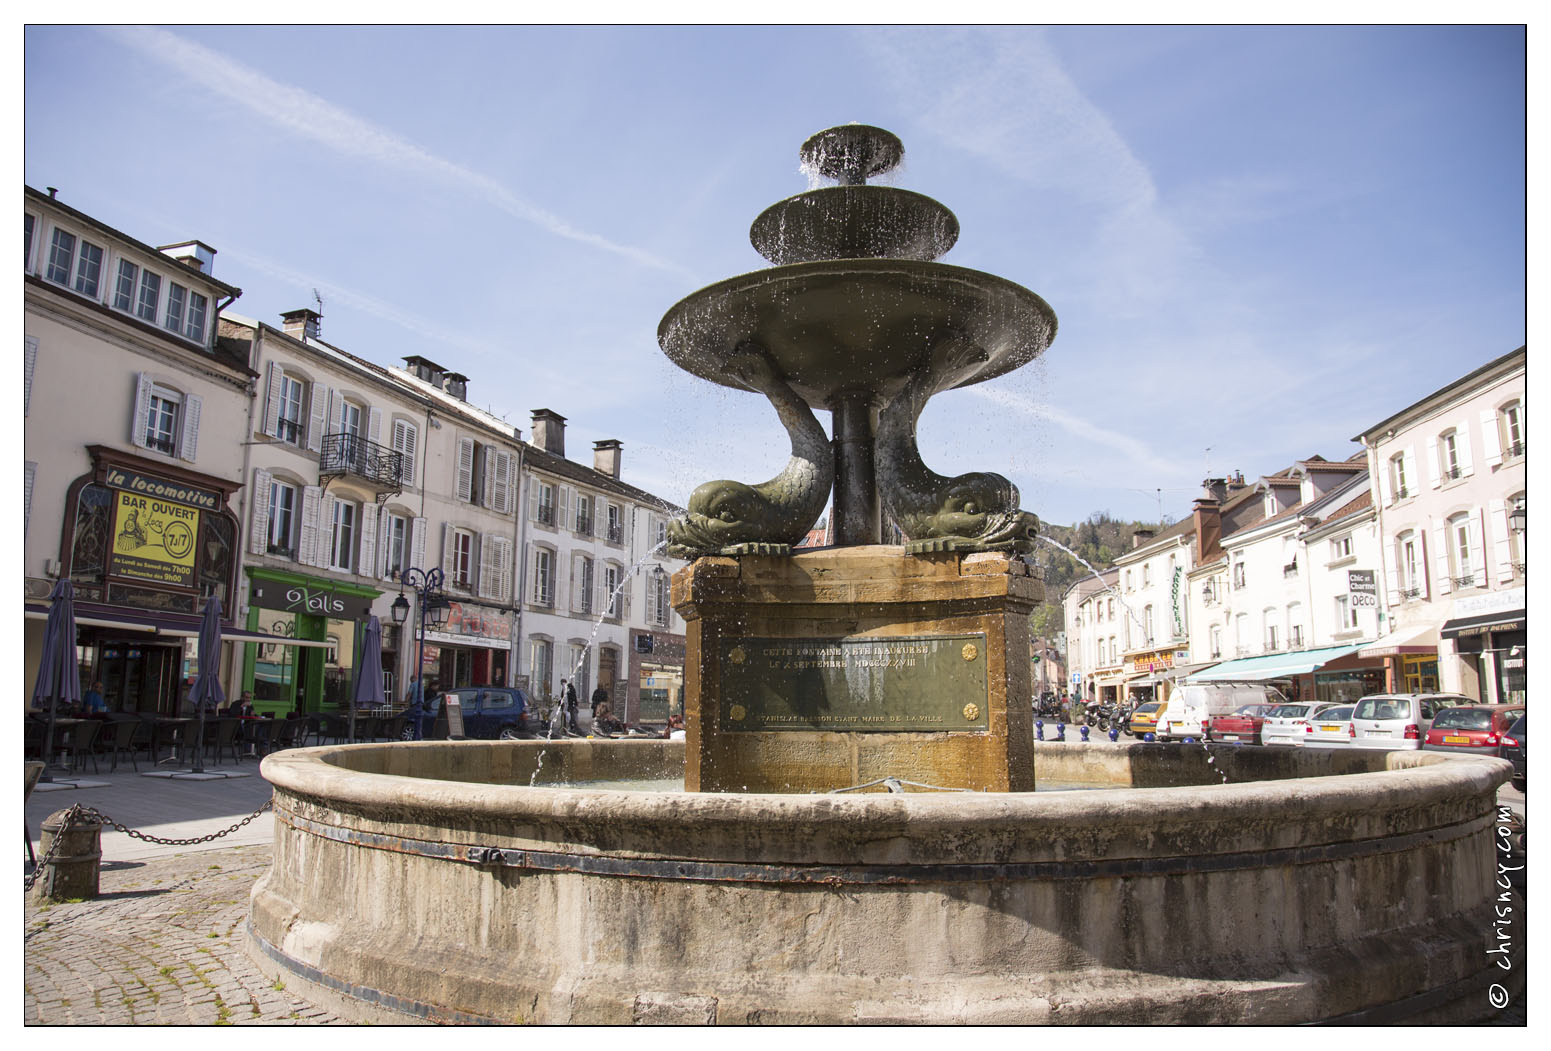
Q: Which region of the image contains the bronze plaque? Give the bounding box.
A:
[718,634,989,733]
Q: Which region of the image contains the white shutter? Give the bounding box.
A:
[330,391,346,440]
[1468,509,1486,585]
[481,449,496,509]
[262,361,282,438]
[493,537,513,603]
[24,335,37,417]
[1383,538,1401,607]
[456,438,475,502]
[1490,499,1514,582]
[376,506,393,579]
[498,452,514,513]
[528,477,541,522]
[441,523,455,579]
[1377,455,1393,506]
[1455,419,1474,477]
[559,487,572,531]
[571,554,585,611]
[645,571,658,624]
[410,515,426,571]
[317,492,338,569]
[299,485,322,567]
[1480,409,1503,466]
[393,419,417,486]
[368,405,382,446]
[1425,436,1440,489]
[179,393,201,462]
[358,498,378,576]
[479,533,499,598]
[307,383,331,453]
[131,373,152,449]
[249,468,273,555]
[1431,523,1450,596]
[1401,448,1417,499]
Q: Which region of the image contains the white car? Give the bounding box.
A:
[1349,693,1465,750]
[1302,704,1355,748]
[1260,702,1342,747]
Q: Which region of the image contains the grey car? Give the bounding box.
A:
[1348,693,1467,750]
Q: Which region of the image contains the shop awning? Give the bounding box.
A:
[1358,624,1439,658]
[24,603,330,647]
[1185,644,1365,683]
[1440,610,1526,640]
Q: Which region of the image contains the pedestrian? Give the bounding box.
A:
[404,674,426,740]
[82,680,107,714]
[591,683,609,714]
[562,679,580,734]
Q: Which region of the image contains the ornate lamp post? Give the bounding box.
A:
[391,568,451,737]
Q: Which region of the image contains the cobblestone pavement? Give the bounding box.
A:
[24,844,349,1026]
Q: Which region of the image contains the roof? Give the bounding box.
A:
[524,443,683,514]
[1353,346,1526,442]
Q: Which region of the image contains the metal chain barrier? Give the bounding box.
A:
[24,799,274,890]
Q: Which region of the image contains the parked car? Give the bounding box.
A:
[1498,714,1526,793]
[1303,704,1356,748]
[1207,703,1276,744]
[1348,693,1465,750]
[1128,700,1162,737]
[1423,704,1525,757]
[437,687,532,740]
[1260,702,1342,747]
[1156,683,1288,742]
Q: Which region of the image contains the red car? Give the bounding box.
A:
[1207,704,1277,744]
[1423,704,1525,756]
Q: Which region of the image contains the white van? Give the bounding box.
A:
[1155,683,1289,742]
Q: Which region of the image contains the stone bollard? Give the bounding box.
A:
[33,808,103,902]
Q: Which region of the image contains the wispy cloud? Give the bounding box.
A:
[101,27,690,279]
[966,384,1183,481]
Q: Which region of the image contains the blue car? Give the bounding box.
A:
[438,687,532,740]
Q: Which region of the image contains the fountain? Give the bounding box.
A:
[248,126,1516,1024]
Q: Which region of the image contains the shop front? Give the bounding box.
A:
[33,448,245,715]
[628,628,685,725]
[1442,588,1526,705]
[243,568,379,716]
[421,601,513,691]
[1125,648,1190,706]
[1357,624,1440,695]
[1186,644,1386,704]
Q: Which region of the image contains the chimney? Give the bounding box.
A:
[593,439,622,479]
[159,239,217,274]
[1193,495,1222,564]
[280,308,322,341]
[442,371,468,401]
[530,409,566,457]
[1203,477,1229,503]
[1132,528,1155,550]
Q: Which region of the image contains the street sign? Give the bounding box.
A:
[1070,671,1082,686]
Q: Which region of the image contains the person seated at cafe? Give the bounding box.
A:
[224,691,257,718]
[82,681,108,715]
[593,702,626,736]
[664,713,686,740]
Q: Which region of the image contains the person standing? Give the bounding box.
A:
[591,683,609,715]
[563,679,580,735]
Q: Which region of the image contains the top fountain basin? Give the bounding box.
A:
[750,186,960,265]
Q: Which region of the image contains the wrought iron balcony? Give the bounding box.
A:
[319,433,405,495]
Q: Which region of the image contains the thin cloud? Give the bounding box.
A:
[101,27,690,279]
[966,384,1182,481]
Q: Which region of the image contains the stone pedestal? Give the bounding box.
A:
[670,546,1041,793]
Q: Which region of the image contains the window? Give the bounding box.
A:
[1234,614,1248,655]
[532,547,554,606]
[1232,562,1245,589]
[133,374,199,461]
[1263,610,1279,652]
[604,564,622,618]
[385,513,409,578]
[575,493,593,535]
[653,516,668,551]
[569,644,591,701]
[606,503,623,543]
[275,374,305,444]
[1287,603,1303,648]
[163,283,208,342]
[1142,564,1151,588]
[145,386,180,454]
[1106,597,1114,620]
[329,501,357,572]
[1389,453,1410,500]
[45,228,75,285]
[1331,534,1353,561]
[184,289,209,342]
[165,283,186,335]
[1439,430,1461,480]
[648,570,670,626]
[535,483,556,526]
[450,529,474,587]
[573,555,595,614]
[1124,569,1133,592]
[1398,531,1423,599]
[1335,594,1358,631]
[530,639,553,701]
[1500,402,1524,458]
[1097,639,1106,665]
[1210,625,1222,659]
[268,480,298,557]
[1448,513,1474,588]
[136,269,161,322]
[25,214,34,264]
[1142,605,1154,645]
[113,259,138,311]
[456,438,478,503]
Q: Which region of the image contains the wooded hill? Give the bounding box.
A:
[1028,512,1169,638]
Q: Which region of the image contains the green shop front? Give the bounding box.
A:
[243,568,382,715]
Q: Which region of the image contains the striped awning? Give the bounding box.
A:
[1185,644,1365,683]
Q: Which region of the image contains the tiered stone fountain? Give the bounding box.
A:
[248,127,1516,1025]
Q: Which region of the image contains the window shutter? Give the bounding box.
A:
[1490,500,1514,581]
[179,393,201,462]
[645,571,658,624]
[376,506,392,579]
[24,461,35,538]
[529,478,541,521]
[481,449,496,509]
[1480,409,1503,466]
[1425,436,1440,489]
[469,532,481,592]
[298,485,322,567]
[1401,448,1417,498]
[558,487,572,530]
[1383,538,1400,608]
[24,336,37,417]
[358,498,378,576]
[131,373,152,449]
[1468,509,1487,584]
[307,383,331,453]
[317,492,338,569]
[262,361,282,438]
[1431,523,1450,596]
[1377,455,1392,505]
[441,523,455,580]
[330,391,346,440]
[571,554,585,612]
[457,438,475,502]
[1455,418,1474,477]
[500,452,515,514]
[249,469,273,555]
[368,405,382,446]
[392,419,418,486]
[410,515,426,572]
[494,537,513,603]
[479,533,498,598]
[594,563,607,617]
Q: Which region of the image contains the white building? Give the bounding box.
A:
[1354,347,1526,703]
[1061,568,1120,705]
[1109,519,1198,706]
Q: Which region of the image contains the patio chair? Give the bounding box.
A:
[205,717,242,766]
[58,719,102,774]
[104,717,147,773]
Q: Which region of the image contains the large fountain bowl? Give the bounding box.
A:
[657,259,1057,408]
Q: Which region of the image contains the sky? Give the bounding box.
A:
[21,24,1527,530]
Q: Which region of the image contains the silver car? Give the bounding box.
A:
[1302,704,1355,748]
[1348,693,1466,750]
[1260,702,1342,747]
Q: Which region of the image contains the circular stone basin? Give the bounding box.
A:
[657,260,1057,409]
[749,186,960,265]
[249,740,1511,1025]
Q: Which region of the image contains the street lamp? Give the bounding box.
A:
[1509,499,1526,535]
[391,567,450,738]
